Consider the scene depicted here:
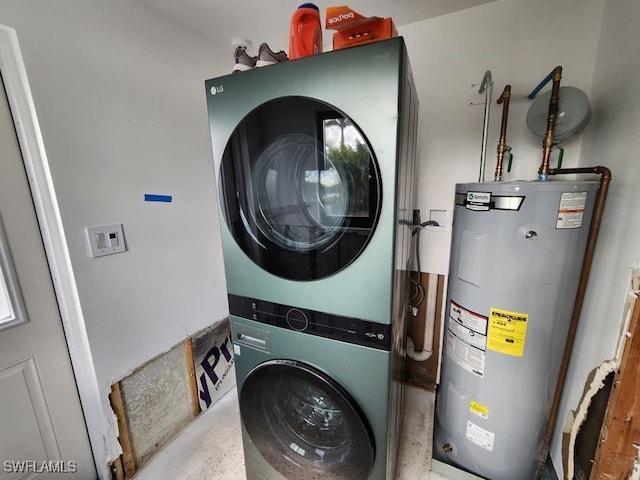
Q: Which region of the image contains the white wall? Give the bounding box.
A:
[0,1,231,474]
[554,0,640,470]
[400,0,604,274]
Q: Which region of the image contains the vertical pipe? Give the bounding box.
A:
[478,70,493,183]
[408,272,426,352]
[535,165,612,478]
[494,85,511,182]
[423,273,438,354]
[538,66,563,181]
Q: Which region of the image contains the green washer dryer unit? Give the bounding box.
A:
[205,37,419,480]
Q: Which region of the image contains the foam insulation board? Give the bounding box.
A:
[191,319,235,411]
[119,344,194,467]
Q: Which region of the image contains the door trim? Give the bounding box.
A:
[0,24,110,479]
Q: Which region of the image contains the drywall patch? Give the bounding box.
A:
[192,319,235,411]
[119,344,194,467]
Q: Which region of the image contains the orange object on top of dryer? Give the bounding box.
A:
[289,3,323,59]
[325,5,397,50]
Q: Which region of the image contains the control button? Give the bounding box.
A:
[286,308,308,331]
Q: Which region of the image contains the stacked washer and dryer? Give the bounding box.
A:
[205,37,419,480]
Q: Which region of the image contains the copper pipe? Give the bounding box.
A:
[535,165,612,478]
[494,85,511,182]
[538,66,563,180]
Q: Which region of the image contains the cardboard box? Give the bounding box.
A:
[325,6,397,51]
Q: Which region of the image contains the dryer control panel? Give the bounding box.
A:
[228,294,391,351]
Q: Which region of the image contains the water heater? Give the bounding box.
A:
[434,180,598,479]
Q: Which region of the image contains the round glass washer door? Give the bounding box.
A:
[218,96,381,281]
[239,359,375,480]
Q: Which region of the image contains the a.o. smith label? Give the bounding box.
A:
[466,191,491,211]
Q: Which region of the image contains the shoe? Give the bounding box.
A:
[256,43,288,67]
[232,46,257,73]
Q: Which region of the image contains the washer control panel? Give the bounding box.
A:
[285,308,309,331]
[227,294,391,351]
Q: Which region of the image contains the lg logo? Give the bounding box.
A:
[210,85,224,95]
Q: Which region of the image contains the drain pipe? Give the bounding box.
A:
[535,165,612,478]
[407,218,440,361]
[407,273,439,361]
[494,85,512,182]
[538,66,563,181]
[477,70,493,183]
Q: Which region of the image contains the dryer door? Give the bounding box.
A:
[239,359,375,479]
[218,96,381,281]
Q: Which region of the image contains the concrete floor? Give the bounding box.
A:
[133,384,480,480]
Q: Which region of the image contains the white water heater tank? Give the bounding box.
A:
[434,180,598,479]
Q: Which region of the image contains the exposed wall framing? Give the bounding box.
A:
[562,360,619,479]
[108,319,234,479]
[563,267,640,479]
[184,338,201,418]
[109,382,136,479]
[590,278,640,478]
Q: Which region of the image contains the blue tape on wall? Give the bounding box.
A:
[144,194,172,203]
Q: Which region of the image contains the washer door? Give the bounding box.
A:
[239,359,375,480]
[219,96,381,281]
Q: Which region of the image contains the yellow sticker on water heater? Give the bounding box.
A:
[470,400,489,420]
[487,308,528,357]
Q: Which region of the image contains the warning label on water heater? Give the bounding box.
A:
[556,191,588,229]
[488,307,529,357]
[466,421,495,451]
[446,301,488,377]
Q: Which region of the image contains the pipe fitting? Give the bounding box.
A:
[538,66,563,181]
[495,85,512,182]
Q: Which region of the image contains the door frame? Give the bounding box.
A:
[0,24,110,479]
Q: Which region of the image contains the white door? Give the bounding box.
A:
[0,72,96,478]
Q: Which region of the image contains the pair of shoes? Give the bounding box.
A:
[232,43,288,73]
[256,43,288,67]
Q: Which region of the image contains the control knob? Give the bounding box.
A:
[286,308,309,331]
